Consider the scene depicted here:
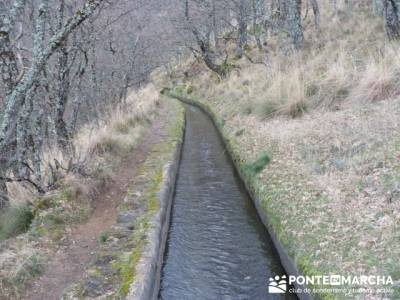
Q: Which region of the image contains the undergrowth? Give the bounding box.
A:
[243,152,271,175]
[0,204,34,241]
[0,85,161,299]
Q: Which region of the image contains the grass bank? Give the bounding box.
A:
[153,5,400,297]
[167,88,400,300]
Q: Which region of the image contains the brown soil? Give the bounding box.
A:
[21,109,168,300]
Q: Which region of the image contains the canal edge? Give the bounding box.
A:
[167,92,316,300]
[127,100,185,300]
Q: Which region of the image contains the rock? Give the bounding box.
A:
[111,225,134,238]
[117,210,138,224]
[83,276,110,297]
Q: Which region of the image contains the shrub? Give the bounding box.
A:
[91,136,127,156]
[99,230,110,244]
[240,103,252,115]
[13,254,44,286]
[113,121,131,134]
[282,98,308,118]
[0,204,34,240]
[243,152,271,175]
[258,100,279,117]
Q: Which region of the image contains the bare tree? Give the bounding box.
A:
[373,0,384,15]
[286,0,304,49]
[0,0,27,207]
[384,0,400,39]
[250,0,265,50]
[309,0,321,32]
[182,0,229,77]
[0,0,195,208]
[0,0,105,205]
[235,0,248,57]
[331,0,338,16]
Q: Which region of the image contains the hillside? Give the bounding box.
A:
[154,3,400,300]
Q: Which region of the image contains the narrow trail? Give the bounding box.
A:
[22,107,169,300]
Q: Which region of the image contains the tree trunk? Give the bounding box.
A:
[384,0,400,39]
[252,0,263,50]
[55,44,72,153]
[211,0,220,51]
[0,178,8,209]
[16,95,33,178]
[287,0,304,49]
[54,0,73,154]
[187,1,227,78]
[236,0,248,58]
[196,31,227,77]
[202,51,227,78]
[31,101,44,185]
[0,31,20,93]
[345,0,353,15]
[309,0,321,32]
[331,0,338,16]
[185,0,189,20]
[0,0,27,208]
[0,0,104,152]
[374,0,384,15]
[0,0,26,94]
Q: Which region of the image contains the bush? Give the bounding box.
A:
[12,254,44,286]
[0,204,34,241]
[259,101,279,117]
[285,99,308,118]
[91,136,127,156]
[243,152,271,175]
[113,121,131,134]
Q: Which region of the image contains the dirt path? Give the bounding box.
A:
[22,108,168,300]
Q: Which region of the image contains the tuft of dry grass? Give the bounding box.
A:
[350,47,400,103]
[0,242,45,298]
[75,84,160,162]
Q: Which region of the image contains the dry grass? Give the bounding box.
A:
[231,98,400,299]
[350,47,400,103]
[68,84,160,166]
[175,5,400,122]
[0,241,45,297]
[7,84,160,206]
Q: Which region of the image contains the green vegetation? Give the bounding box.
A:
[11,254,44,287]
[243,152,271,175]
[115,237,145,296]
[98,230,110,244]
[0,204,34,241]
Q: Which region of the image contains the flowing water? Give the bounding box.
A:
[159,105,297,300]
